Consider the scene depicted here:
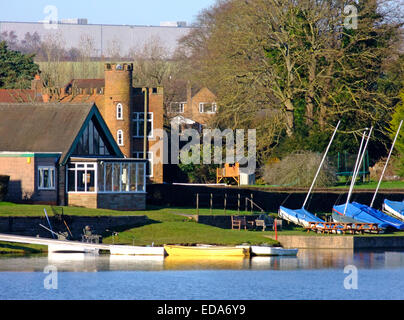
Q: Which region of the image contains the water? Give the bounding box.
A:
[1,249,404,300]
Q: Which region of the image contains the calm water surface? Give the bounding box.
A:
[1,249,404,300]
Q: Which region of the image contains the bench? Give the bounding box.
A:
[231,216,247,230]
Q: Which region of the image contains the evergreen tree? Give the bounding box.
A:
[0,41,39,89]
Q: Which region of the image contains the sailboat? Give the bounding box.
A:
[378,121,404,221]
[278,121,341,228]
[333,125,404,230]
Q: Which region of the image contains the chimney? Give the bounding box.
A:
[31,74,43,92]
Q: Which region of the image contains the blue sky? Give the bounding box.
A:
[0,0,217,26]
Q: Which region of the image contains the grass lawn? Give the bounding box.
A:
[0,241,47,254]
[0,202,279,247]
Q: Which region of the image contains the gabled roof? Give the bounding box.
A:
[0,103,123,164]
[0,89,44,103]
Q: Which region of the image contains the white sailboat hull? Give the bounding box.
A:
[109,245,165,256]
[250,246,298,256]
[383,203,404,221]
[279,208,310,228]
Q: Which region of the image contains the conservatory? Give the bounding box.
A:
[67,158,147,210]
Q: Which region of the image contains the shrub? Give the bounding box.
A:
[0,175,10,201]
[261,151,337,187]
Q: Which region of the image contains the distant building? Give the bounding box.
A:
[160,21,187,27]
[168,81,218,132]
[0,103,147,210]
[0,21,191,57]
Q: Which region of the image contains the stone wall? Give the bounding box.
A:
[67,193,146,211]
[0,215,148,239]
[272,235,404,249]
[98,193,146,211]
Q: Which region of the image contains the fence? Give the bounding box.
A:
[195,192,265,215]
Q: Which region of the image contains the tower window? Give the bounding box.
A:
[117,130,124,146]
[116,103,123,120]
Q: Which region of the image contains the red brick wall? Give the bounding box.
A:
[0,156,58,204]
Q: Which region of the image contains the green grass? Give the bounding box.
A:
[0,241,47,254]
[0,202,278,247]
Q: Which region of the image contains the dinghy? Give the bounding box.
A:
[376,121,404,222]
[333,203,390,229]
[250,246,298,256]
[163,245,249,257]
[383,200,404,221]
[334,124,404,230]
[278,121,341,227]
[109,245,166,256]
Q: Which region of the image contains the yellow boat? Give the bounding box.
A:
[164,245,249,257]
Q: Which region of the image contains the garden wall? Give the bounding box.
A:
[147,184,404,213]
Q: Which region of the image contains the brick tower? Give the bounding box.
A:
[104,63,133,157]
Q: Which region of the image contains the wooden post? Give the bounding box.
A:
[224,193,227,215]
[196,193,199,216]
[210,193,213,215]
[251,193,254,214]
[245,197,248,212]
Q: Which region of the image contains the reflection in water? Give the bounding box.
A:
[1,249,404,272]
[164,256,250,270]
[109,255,164,271]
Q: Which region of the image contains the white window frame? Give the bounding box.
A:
[97,162,146,194]
[199,102,217,114]
[67,162,97,194]
[133,112,154,138]
[133,151,153,178]
[38,166,56,190]
[169,102,185,114]
[117,130,124,146]
[116,103,123,120]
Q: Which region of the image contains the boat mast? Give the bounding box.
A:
[302,121,341,209]
[344,127,373,215]
[370,120,403,208]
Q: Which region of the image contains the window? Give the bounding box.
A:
[72,117,112,156]
[169,102,185,114]
[116,103,123,120]
[133,112,153,138]
[67,163,96,193]
[117,130,124,146]
[38,166,56,190]
[97,161,145,193]
[133,152,153,178]
[199,103,217,114]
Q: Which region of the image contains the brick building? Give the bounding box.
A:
[168,82,218,131]
[0,103,147,210]
[42,63,165,184]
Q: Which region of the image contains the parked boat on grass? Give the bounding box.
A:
[278,121,341,228]
[383,200,404,221]
[164,245,248,257]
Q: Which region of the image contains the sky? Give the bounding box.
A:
[0,0,217,26]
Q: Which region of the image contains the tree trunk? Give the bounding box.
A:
[284,99,295,136]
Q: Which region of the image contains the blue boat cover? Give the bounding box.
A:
[384,199,404,215]
[333,202,404,230]
[280,206,324,223]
